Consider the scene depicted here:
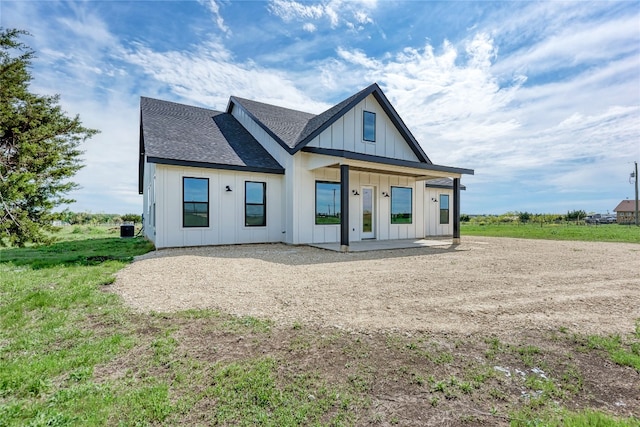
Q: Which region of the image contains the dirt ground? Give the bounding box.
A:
[113,236,640,337]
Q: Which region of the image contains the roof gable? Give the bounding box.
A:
[228,83,432,163]
[614,200,637,212]
[139,97,284,182]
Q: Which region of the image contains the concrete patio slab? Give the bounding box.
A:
[309,238,455,252]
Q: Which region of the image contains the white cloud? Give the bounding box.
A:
[122,41,329,113]
[269,0,325,22]
[198,0,231,35]
[333,33,523,150]
[268,0,376,30]
[302,22,317,33]
[354,10,372,25]
[493,13,639,76]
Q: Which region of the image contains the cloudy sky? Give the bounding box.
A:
[3,0,639,215]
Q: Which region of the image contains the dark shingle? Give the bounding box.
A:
[230,97,315,149]
[140,97,283,173]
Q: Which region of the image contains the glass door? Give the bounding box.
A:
[361,186,375,239]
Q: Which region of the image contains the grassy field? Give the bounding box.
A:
[462,222,640,243]
[1,226,638,425]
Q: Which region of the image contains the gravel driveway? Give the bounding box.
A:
[112,237,640,336]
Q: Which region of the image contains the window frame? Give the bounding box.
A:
[439,194,450,225]
[183,177,209,228]
[390,186,412,224]
[245,181,266,227]
[363,111,376,142]
[315,181,341,225]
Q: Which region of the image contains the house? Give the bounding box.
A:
[138,83,474,250]
[613,200,638,224]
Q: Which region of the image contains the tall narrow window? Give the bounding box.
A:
[363,111,376,142]
[391,186,412,224]
[315,181,341,224]
[440,194,450,224]
[245,181,266,226]
[183,177,209,227]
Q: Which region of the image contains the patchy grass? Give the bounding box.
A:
[462,222,640,243]
[0,228,638,425]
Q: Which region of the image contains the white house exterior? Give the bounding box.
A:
[139,83,473,250]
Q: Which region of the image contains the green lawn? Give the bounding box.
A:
[1,225,638,426]
[462,222,640,243]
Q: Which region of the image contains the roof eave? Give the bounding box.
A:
[425,183,467,191]
[302,147,474,176]
[147,156,285,175]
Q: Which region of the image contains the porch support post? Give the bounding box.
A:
[453,177,461,244]
[340,164,350,252]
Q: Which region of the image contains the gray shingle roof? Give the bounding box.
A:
[140,97,284,174]
[228,97,315,149]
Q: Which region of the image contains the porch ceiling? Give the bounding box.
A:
[325,163,449,180]
[302,149,472,180]
[305,155,461,180]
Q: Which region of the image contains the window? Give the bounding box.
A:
[363,111,376,142]
[315,181,341,224]
[183,177,209,227]
[439,194,450,224]
[245,181,266,226]
[391,186,412,224]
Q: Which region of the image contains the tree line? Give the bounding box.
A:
[461,210,591,225]
[53,211,142,226]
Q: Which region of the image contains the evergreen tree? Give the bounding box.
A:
[0,28,99,246]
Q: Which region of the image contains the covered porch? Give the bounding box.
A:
[303,148,474,252]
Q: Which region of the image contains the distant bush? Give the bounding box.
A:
[121,214,142,224]
[518,211,531,223]
[53,210,142,225]
[566,210,587,221]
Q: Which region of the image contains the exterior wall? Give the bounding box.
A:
[306,94,420,162]
[232,105,298,244]
[424,187,454,236]
[297,153,428,244]
[231,99,447,244]
[142,159,156,244]
[144,158,454,247]
[152,164,284,248]
[616,211,636,224]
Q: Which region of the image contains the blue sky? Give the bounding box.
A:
[3,0,639,215]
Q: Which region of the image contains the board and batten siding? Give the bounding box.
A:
[151,164,284,248]
[294,153,426,244]
[231,104,300,244]
[307,94,420,162]
[141,159,156,243]
[425,187,454,236]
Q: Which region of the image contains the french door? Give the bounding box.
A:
[361,186,375,239]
